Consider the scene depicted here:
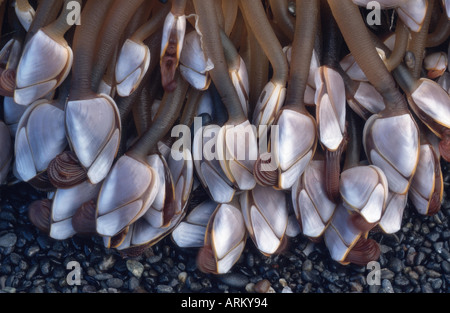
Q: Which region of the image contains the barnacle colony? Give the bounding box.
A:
[0,0,449,274]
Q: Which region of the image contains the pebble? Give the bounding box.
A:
[157,285,173,293]
[106,278,123,289]
[394,274,409,287]
[0,233,16,248]
[126,260,144,279]
[388,258,404,273]
[218,273,249,289]
[98,255,116,271]
[254,279,271,293]
[381,279,394,293]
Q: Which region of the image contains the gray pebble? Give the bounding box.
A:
[426,269,441,278]
[157,284,174,293]
[98,255,116,271]
[302,259,313,272]
[427,232,440,242]
[394,274,409,287]
[388,258,404,273]
[218,273,249,288]
[106,278,123,289]
[421,283,434,293]
[0,233,16,248]
[441,261,450,274]
[126,260,144,279]
[381,279,394,293]
[381,268,395,280]
[95,273,113,281]
[415,252,426,265]
[128,277,140,291]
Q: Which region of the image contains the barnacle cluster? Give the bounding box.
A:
[0,0,449,275]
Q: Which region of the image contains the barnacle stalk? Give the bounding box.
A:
[315,2,347,202]
[58,0,123,187]
[329,0,420,197]
[94,72,187,242]
[254,0,319,190]
[408,0,435,79]
[240,0,289,130]
[194,0,258,192]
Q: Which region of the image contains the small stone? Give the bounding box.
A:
[245,283,255,293]
[126,260,144,279]
[2,287,16,293]
[415,252,426,265]
[218,273,249,289]
[95,273,113,281]
[254,279,271,293]
[302,259,313,272]
[350,282,363,293]
[441,261,450,274]
[427,232,440,242]
[128,277,140,292]
[429,278,443,290]
[388,258,403,273]
[421,283,434,293]
[106,278,123,289]
[25,245,40,258]
[178,272,187,284]
[147,255,162,264]
[0,233,16,248]
[408,271,419,280]
[157,285,173,293]
[394,274,409,287]
[282,286,293,293]
[98,255,116,271]
[381,279,394,293]
[380,245,392,254]
[426,269,441,278]
[301,270,321,285]
[433,242,444,253]
[380,269,395,280]
[279,278,288,287]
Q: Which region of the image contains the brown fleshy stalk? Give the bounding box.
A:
[71,199,97,236]
[408,0,435,80]
[344,237,380,266]
[47,151,88,188]
[196,244,217,274]
[28,199,52,234]
[253,152,278,187]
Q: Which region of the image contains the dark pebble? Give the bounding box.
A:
[26,264,39,280]
[421,283,434,293]
[40,260,51,276]
[301,270,321,285]
[157,284,174,293]
[441,261,450,274]
[388,258,404,273]
[106,278,123,289]
[218,273,249,289]
[427,232,441,242]
[394,274,409,287]
[0,233,16,248]
[415,252,426,265]
[36,236,52,250]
